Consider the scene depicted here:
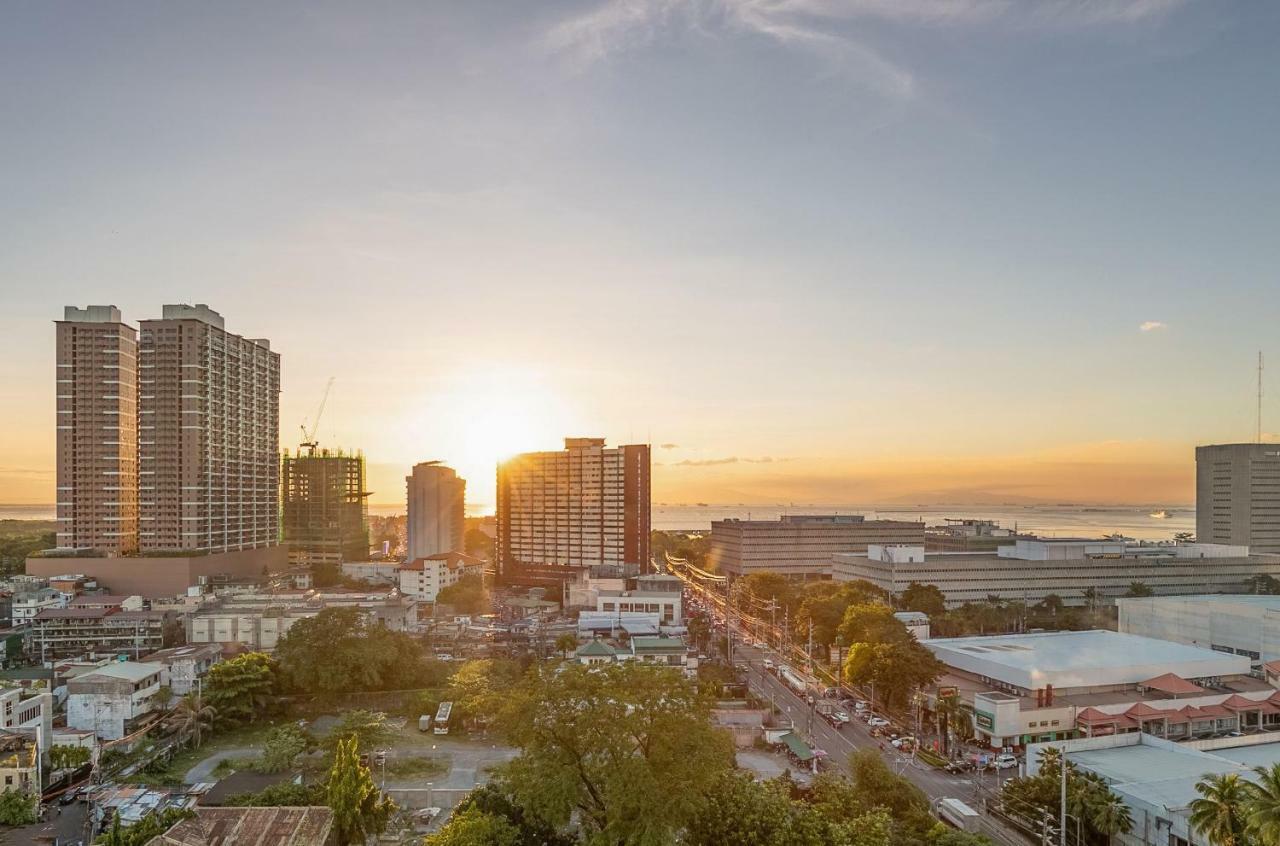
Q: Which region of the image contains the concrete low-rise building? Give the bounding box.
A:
[571,635,695,677]
[142,643,222,695]
[924,630,1272,751]
[30,607,171,660]
[597,589,682,626]
[0,687,53,752]
[66,661,165,741]
[398,552,485,603]
[835,540,1280,608]
[0,733,38,796]
[340,561,402,584]
[709,514,925,579]
[1119,594,1280,669]
[187,589,416,653]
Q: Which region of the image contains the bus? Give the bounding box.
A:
[434,702,453,735]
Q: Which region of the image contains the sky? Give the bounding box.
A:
[2,1,1279,513]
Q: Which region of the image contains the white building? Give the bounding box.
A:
[397,552,485,603]
[340,561,402,584]
[12,588,65,623]
[1119,594,1280,668]
[66,662,165,741]
[142,643,222,695]
[0,688,53,752]
[1028,733,1280,846]
[596,590,682,626]
[834,540,1280,608]
[924,630,1258,750]
[187,589,417,653]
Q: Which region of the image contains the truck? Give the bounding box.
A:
[434,701,453,735]
[780,667,807,694]
[937,798,981,833]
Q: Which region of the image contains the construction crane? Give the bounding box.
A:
[299,376,335,455]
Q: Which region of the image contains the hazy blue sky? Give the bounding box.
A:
[2,1,1278,510]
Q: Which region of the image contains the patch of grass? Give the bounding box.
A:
[163,721,281,780]
[211,756,259,777]
[385,755,449,779]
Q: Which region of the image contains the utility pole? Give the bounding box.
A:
[806,620,814,676]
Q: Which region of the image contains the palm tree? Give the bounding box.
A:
[1091,789,1135,845]
[1190,773,1253,846]
[1248,764,1280,845]
[168,693,216,749]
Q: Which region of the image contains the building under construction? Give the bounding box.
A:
[281,447,370,571]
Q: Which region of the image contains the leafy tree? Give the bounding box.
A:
[1247,763,1280,846]
[324,709,395,758]
[899,583,946,617]
[96,807,196,846]
[168,692,216,748]
[794,581,887,649]
[845,750,934,838]
[224,781,319,807]
[686,771,824,846]
[554,632,579,658]
[837,603,908,647]
[0,790,37,825]
[1039,594,1065,614]
[740,572,795,611]
[49,743,92,770]
[1190,773,1252,846]
[438,573,489,614]
[1250,575,1280,596]
[258,723,309,773]
[205,652,277,726]
[326,737,396,846]
[276,607,433,693]
[928,826,993,846]
[687,612,712,653]
[425,806,522,846]
[497,661,735,845]
[448,659,524,727]
[451,784,577,846]
[844,638,944,712]
[1125,581,1154,598]
[153,685,174,712]
[464,526,496,561]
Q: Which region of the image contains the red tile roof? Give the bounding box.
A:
[1139,673,1206,696]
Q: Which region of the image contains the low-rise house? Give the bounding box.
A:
[398,552,486,603]
[572,636,697,677]
[142,644,222,695]
[30,607,171,660]
[144,805,335,846]
[597,590,682,626]
[12,588,64,623]
[341,561,402,584]
[575,639,619,666]
[0,733,37,795]
[67,661,165,741]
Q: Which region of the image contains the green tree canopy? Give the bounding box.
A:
[447,659,524,726]
[497,661,735,845]
[324,709,395,758]
[899,583,946,617]
[425,807,522,846]
[276,607,435,693]
[326,737,396,846]
[0,790,37,826]
[205,651,277,726]
[258,723,310,773]
[438,573,490,614]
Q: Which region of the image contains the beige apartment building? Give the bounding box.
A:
[138,304,280,553]
[55,306,139,555]
[497,438,651,585]
[707,515,926,579]
[406,462,465,561]
[1197,443,1280,554]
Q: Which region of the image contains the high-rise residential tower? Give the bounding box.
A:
[138,304,280,553]
[406,462,465,560]
[282,447,370,569]
[496,438,651,585]
[54,306,139,555]
[1196,443,1280,554]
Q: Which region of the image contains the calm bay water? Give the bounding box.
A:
[7,502,1196,542]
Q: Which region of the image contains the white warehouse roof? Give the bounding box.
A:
[923,629,1249,690]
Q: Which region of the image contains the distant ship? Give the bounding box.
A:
[696,502,709,507]
[1150,510,1173,519]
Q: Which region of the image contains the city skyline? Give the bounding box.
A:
[4,3,1280,510]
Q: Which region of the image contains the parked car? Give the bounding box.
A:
[868,717,891,728]
[833,710,850,724]
[993,753,1019,770]
[944,760,974,774]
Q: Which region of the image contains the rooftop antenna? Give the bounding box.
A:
[1259,351,1265,444]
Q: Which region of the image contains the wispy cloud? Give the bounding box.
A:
[1139,320,1167,332]
[542,0,1188,100]
[672,455,794,466]
[659,442,680,449]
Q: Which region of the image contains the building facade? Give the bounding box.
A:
[30,608,170,660]
[1197,443,1280,554]
[708,515,926,579]
[186,589,417,652]
[66,661,165,741]
[397,552,485,603]
[496,438,651,585]
[833,540,1280,608]
[55,306,139,555]
[138,304,280,553]
[281,448,369,569]
[406,462,465,561]
[1118,594,1280,668]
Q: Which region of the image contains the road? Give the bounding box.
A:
[735,643,1024,845]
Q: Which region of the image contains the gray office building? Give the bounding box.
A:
[1196,443,1280,554]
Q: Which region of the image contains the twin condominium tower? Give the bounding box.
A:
[55,304,280,558]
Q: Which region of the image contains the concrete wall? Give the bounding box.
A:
[26,546,287,598]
